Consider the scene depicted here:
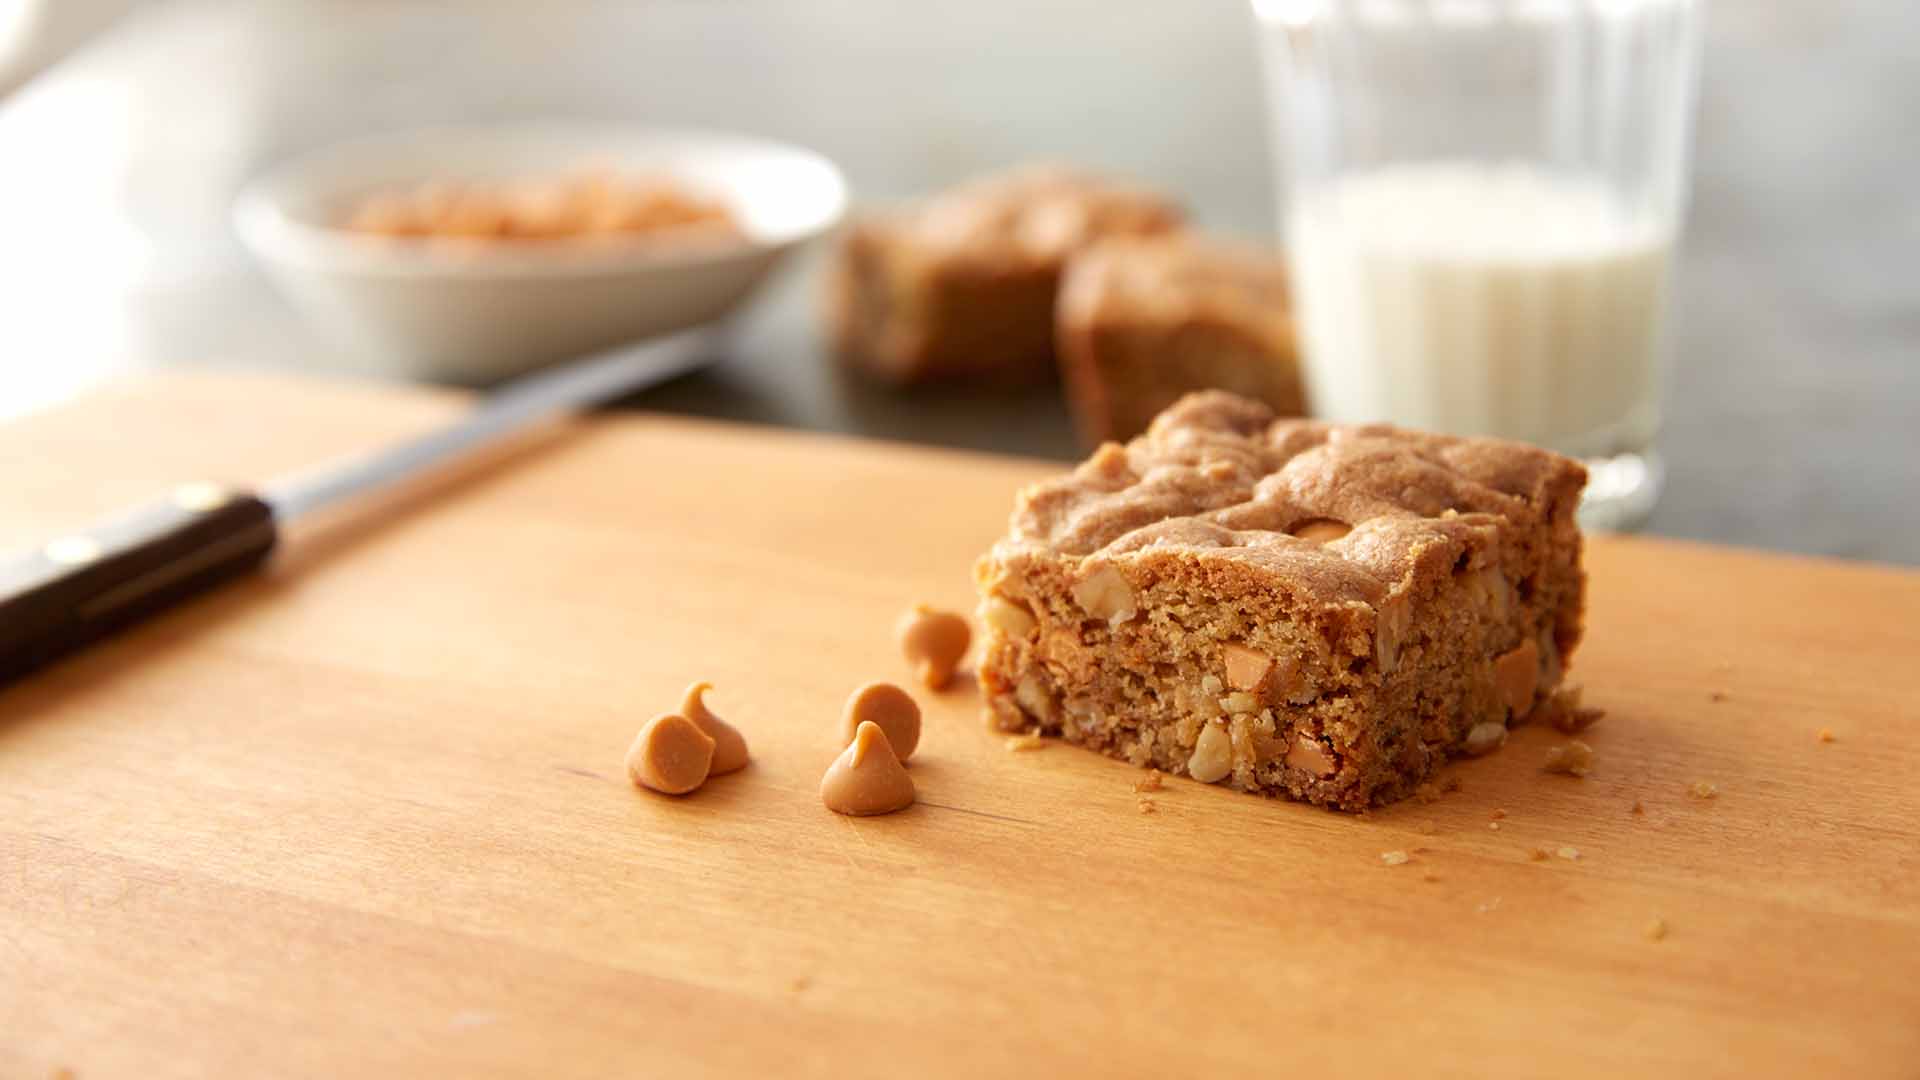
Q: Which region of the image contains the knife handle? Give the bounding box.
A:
[0,485,278,687]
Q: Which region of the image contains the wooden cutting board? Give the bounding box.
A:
[3,372,1916,1079]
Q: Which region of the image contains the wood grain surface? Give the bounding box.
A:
[2,372,1917,1079]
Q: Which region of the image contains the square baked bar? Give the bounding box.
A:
[823,166,1183,384]
[974,392,1587,810]
[1057,235,1305,447]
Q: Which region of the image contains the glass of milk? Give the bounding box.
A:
[1251,0,1703,529]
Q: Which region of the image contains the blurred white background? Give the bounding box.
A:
[0,1,1913,562]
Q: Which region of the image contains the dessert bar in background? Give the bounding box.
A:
[823,165,1183,384]
[974,391,1587,811]
[1057,234,1304,446]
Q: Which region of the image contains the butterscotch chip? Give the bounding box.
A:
[1493,638,1540,719]
[1220,643,1274,692]
[1689,780,1719,799]
[1285,735,1336,778]
[1543,740,1595,777]
[840,682,922,762]
[679,682,749,775]
[896,605,972,690]
[626,713,716,795]
[821,721,916,816]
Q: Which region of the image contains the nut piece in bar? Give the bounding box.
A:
[896,605,971,690]
[679,681,750,775]
[840,682,922,763]
[972,390,1587,811]
[626,713,716,795]
[821,721,916,816]
[823,165,1182,385]
[1056,234,1306,446]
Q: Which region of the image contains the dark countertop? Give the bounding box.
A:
[1,0,1913,563]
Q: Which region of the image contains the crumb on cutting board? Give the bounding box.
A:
[1543,740,1595,777]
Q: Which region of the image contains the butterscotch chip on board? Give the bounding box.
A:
[626,713,716,795]
[1492,638,1540,719]
[840,682,923,762]
[896,606,972,690]
[821,721,916,816]
[679,682,750,775]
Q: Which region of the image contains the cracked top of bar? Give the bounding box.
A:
[992,391,1588,605]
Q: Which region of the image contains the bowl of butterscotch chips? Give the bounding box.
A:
[235,125,846,382]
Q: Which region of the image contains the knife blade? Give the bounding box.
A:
[0,329,714,688]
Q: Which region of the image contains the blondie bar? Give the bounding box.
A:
[974,392,1587,810]
[824,166,1182,384]
[1057,235,1304,446]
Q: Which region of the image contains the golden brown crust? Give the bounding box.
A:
[994,391,1586,604]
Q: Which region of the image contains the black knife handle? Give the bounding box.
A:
[0,485,278,687]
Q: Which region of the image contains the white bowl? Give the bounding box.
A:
[233,125,847,383]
